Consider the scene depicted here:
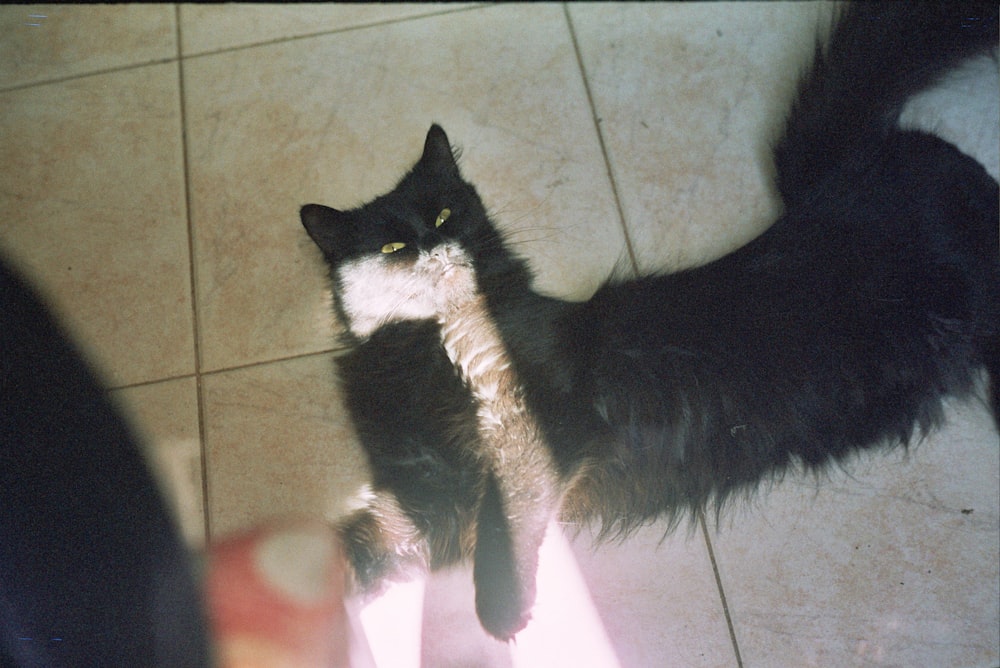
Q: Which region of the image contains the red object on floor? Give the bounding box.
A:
[204,518,352,668]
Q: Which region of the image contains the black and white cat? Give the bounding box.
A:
[301,2,999,640]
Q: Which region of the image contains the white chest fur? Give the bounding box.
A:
[335,242,477,338]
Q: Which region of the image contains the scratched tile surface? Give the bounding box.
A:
[1,3,996,665]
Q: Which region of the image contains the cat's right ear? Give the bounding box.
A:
[300,203,349,256]
[419,124,460,176]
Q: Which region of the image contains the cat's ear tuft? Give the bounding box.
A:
[420,124,460,174]
[300,203,348,255]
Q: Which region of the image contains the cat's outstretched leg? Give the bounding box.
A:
[439,294,565,640]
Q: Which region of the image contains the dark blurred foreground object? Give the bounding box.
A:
[0,255,212,666]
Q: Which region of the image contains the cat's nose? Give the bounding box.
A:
[429,246,454,265]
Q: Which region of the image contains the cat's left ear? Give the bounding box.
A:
[419,124,460,175]
[300,203,350,257]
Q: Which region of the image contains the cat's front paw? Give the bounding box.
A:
[473,526,535,641]
[472,475,544,641]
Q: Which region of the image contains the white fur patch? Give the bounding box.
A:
[335,242,477,338]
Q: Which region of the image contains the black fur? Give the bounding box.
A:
[301,1,999,639]
[336,320,482,576]
[0,257,212,665]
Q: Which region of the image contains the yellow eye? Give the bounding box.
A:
[435,208,451,228]
[381,242,406,253]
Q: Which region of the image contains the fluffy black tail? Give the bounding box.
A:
[774,1,999,207]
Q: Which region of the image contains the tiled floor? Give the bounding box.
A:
[2,3,997,666]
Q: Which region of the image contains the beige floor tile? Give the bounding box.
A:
[110,377,206,548]
[179,3,475,56]
[185,3,623,372]
[569,2,831,273]
[570,523,735,667]
[0,5,176,90]
[202,353,370,538]
[0,64,194,387]
[709,399,1000,667]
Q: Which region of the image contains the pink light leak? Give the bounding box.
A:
[351,520,621,667]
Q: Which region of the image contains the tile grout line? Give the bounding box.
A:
[106,347,348,394]
[179,3,490,61]
[562,3,640,276]
[0,56,178,95]
[699,512,744,667]
[174,3,212,546]
[0,6,488,96]
[197,347,349,376]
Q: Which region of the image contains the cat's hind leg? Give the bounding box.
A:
[336,492,432,599]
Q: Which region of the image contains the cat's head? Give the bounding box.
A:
[301,125,516,339]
